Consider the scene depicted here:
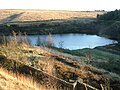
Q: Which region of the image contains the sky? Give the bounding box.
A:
[0,0,120,11]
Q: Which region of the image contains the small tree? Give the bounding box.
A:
[47,33,53,47]
[12,31,17,46]
[17,31,23,45]
[85,47,93,64]
[36,35,43,46]
[23,32,31,45]
[58,40,64,48]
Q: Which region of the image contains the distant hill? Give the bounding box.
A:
[0,9,104,22]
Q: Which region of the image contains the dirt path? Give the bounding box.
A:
[0,12,24,23]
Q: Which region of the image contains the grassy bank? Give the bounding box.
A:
[53,43,120,76]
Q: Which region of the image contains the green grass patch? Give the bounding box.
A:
[54,46,120,75]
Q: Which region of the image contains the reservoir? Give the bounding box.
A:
[27,34,117,50]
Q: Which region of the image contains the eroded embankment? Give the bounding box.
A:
[0,55,74,90]
[0,54,101,90]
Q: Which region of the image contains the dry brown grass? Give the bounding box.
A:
[0,68,39,90]
[0,68,60,90]
[0,9,104,22]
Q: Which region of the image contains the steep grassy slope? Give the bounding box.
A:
[0,42,120,89]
